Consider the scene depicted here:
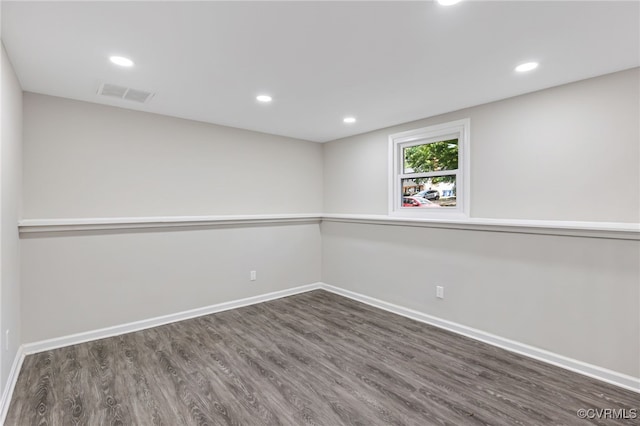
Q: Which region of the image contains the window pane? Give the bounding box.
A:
[403,139,458,174]
[401,176,457,208]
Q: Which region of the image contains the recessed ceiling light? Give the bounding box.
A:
[437,0,462,5]
[256,95,272,103]
[109,56,134,67]
[515,62,539,73]
[343,117,356,124]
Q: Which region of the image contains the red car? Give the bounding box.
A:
[402,196,440,208]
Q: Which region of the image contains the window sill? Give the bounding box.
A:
[389,209,468,221]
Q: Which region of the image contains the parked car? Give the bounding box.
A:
[402,196,440,208]
[415,190,440,200]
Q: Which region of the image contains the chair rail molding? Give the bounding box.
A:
[18,213,639,239]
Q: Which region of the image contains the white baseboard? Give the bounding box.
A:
[23,282,322,355]
[11,279,638,421]
[320,283,640,394]
[0,345,25,426]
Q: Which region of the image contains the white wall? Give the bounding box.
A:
[324,68,639,223]
[16,66,640,384]
[322,69,640,378]
[322,221,639,378]
[22,223,321,342]
[21,94,323,342]
[0,43,22,394]
[23,93,323,218]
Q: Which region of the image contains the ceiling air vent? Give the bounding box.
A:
[97,83,155,103]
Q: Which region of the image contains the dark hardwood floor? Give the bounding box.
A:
[5,290,639,425]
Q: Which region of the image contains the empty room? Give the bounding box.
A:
[0,1,638,425]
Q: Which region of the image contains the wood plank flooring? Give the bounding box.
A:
[5,290,639,425]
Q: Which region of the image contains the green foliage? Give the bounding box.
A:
[404,139,458,184]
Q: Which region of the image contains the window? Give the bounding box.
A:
[389,119,470,218]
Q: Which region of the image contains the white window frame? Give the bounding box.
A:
[388,118,470,219]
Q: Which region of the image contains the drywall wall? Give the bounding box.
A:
[0,43,22,393]
[321,69,640,379]
[22,223,321,343]
[20,94,323,342]
[324,68,640,223]
[17,63,639,387]
[23,93,323,218]
[322,221,639,378]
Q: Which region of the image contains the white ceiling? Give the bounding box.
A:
[2,1,639,143]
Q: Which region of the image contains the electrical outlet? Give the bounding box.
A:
[5,329,9,351]
[436,286,444,299]
[250,270,257,281]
